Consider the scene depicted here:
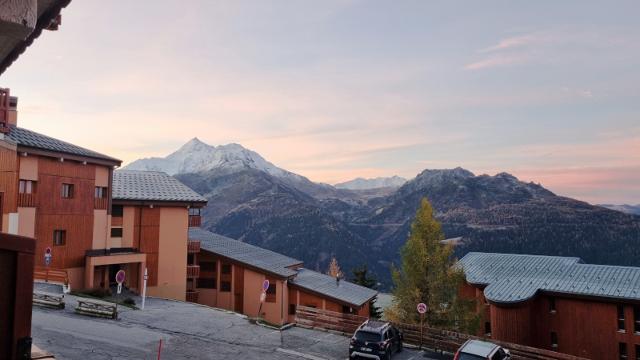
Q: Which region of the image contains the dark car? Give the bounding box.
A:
[454,340,511,360]
[349,320,403,360]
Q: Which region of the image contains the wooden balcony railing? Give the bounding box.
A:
[189,215,202,228]
[17,193,36,207]
[188,240,200,253]
[111,216,123,226]
[186,290,199,303]
[187,265,200,278]
[94,197,108,210]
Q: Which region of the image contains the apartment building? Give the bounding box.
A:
[86,170,207,301]
[459,252,640,359]
[188,228,377,326]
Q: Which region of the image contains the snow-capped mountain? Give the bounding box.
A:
[124,138,304,179]
[335,176,407,190]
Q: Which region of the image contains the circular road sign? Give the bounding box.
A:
[45,247,52,255]
[115,270,126,285]
[417,302,427,314]
[262,279,270,292]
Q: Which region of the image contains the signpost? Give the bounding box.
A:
[142,268,148,310]
[44,247,52,282]
[257,279,270,320]
[417,303,427,350]
[115,270,125,319]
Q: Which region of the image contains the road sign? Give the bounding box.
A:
[417,302,427,314]
[45,247,52,255]
[115,270,126,284]
[262,279,270,292]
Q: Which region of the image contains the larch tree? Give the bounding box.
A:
[385,198,479,333]
[327,256,343,279]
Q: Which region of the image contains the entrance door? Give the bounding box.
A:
[108,264,123,286]
[234,267,244,312]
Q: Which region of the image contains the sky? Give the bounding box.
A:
[2,1,639,205]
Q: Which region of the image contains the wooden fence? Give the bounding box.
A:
[295,306,588,360]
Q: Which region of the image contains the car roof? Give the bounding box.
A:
[358,320,391,333]
[460,340,499,357]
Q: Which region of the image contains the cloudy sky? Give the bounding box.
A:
[2,1,639,204]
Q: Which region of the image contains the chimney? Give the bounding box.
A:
[336,275,340,286]
[0,88,17,133]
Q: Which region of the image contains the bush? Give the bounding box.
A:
[123,297,136,306]
[74,288,112,298]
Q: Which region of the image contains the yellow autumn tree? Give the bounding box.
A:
[326,256,343,279]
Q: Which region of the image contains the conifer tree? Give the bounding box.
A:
[352,264,382,318]
[327,256,343,279]
[386,198,479,333]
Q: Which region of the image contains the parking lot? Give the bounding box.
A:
[32,285,447,360]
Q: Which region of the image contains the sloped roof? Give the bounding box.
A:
[7,126,120,164]
[189,228,301,278]
[290,268,378,307]
[459,252,640,304]
[113,170,207,203]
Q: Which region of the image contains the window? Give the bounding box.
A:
[111,205,123,217]
[197,278,216,289]
[95,186,108,198]
[550,332,558,349]
[289,304,296,315]
[485,322,492,336]
[19,180,35,194]
[619,305,626,331]
[53,230,66,246]
[220,281,231,292]
[221,263,231,274]
[187,254,194,264]
[549,297,556,313]
[110,227,123,237]
[342,305,354,314]
[619,343,628,360]
[491,349,508,360]
[189,208,201,216]
[200,261,217,272]
[61,183,74,198]
[634,306,640,333]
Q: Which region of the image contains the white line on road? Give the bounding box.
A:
[276,348,328,360]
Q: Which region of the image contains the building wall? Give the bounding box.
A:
[146,207,188,301]
[0,144,18,233]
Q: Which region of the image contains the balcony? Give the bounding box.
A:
[189,215,202,228]
[187,265,200,278]
[94,197,108,210]
[188,240,201,253]
[17,193,36,207]
[186,290,199,303]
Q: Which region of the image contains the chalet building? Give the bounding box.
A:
[86,170,207,301]
[188,228,377,326]
[459,252,640,360]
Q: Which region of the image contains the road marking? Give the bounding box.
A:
[276,348,327,360]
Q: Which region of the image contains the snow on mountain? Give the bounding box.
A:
[123,138,307,183]
[599,204,640,215]
[334,176,407,190]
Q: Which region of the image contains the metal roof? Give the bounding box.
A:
[189,228,301,278]
[113,170,207,203]
[459,252,640,304]
[460,340,499,357]
[290,268,378,307]
[6,126,121,163]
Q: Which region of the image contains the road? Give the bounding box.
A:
[32,286,448,360]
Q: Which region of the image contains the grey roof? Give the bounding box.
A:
[459,252,640,304]
[290,268,378,307]
[189,228,302,278]
[460,340,499,357]
[6,126,121,163]
[113,170,207,203]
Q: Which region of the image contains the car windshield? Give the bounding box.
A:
[458,353,487,360]
[355,331,381,343]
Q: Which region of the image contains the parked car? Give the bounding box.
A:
[454,340,511,360]
[349,320,403,360]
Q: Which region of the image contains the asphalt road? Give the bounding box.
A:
[32,286,448,360]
